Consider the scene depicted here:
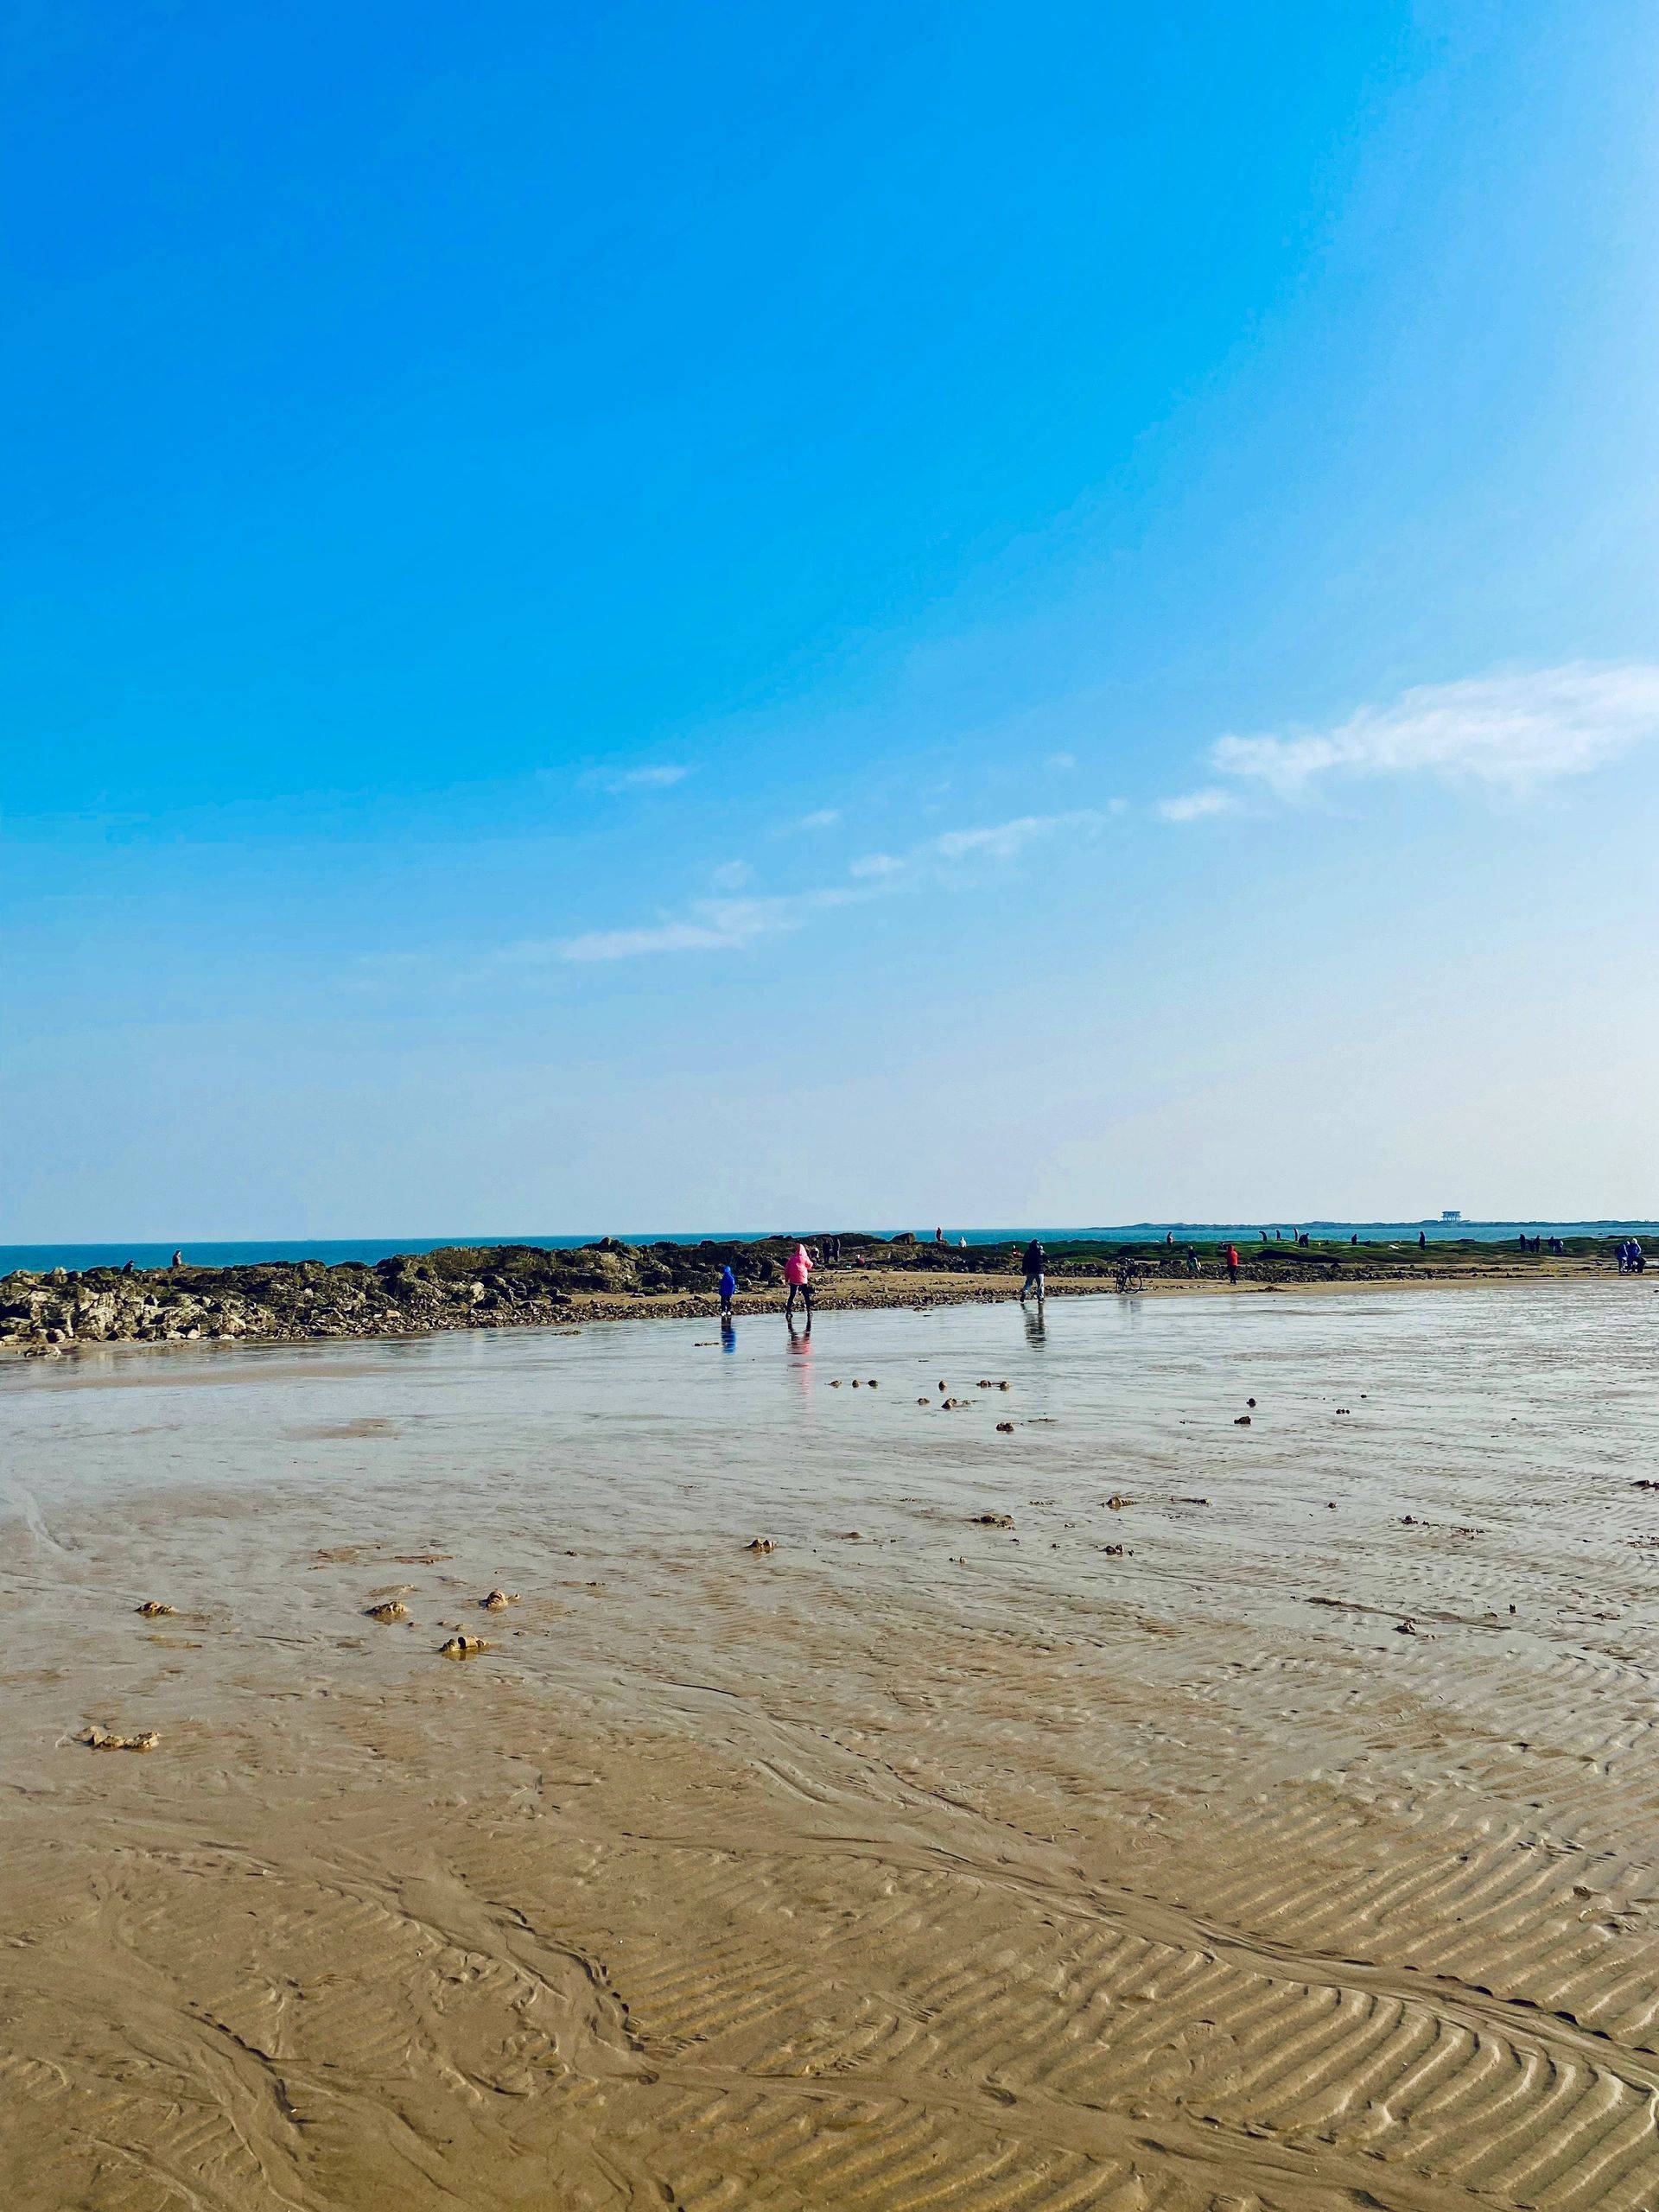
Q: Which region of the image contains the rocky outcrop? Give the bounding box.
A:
[0,1231,1603,1357]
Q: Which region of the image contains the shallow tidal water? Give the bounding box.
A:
[4,1281,1659,2212]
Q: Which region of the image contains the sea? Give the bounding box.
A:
[4,1221,1656,1275]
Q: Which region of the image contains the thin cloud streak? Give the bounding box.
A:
[556,888,863,963]
[854,805,1125,880]
[584,762,694,794]
[1156,787,1242,822]
[554,807,1127,963]
[1211,664,1659,800]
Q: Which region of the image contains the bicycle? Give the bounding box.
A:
[1113,1254,1146,1295]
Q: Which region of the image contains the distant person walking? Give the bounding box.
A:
[718,1263,737,1318]
[1419,1229,1427,1249]
[1631,1238,1645,1275]
[171,1249,182,1268]
[1224,1242,1240,1285]
[1020,1240,1045,1301]
[784,1242,814,1320]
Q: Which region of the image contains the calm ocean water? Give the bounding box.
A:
[4,1222,1655,1274]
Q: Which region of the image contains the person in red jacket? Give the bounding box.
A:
[1224,1243,1240,1284]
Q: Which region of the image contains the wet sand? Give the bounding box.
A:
[4,1280,1658,2210]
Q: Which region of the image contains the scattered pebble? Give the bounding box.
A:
[969,1513,1014,1529]
[480,1590,520,1611]
[1234,1414,1251,1427]
[365,1599,408,1623]
[1395,1618,1417,1636]
[1174,1495,1211,1506]
[79,1726,159,1752]
[996,1421,1014,1433]
[744,1537,777,1555]
[1106,1494,1133,1510]
[1246,1396,1255,1408]
[135,1601,175,1618]
[439,1634,489,1658]
[1098,1542,1131,1557]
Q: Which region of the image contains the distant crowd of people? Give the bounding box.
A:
[705,1224,1653,1335]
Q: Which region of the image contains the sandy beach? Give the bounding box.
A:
[4,1278,1659,2211]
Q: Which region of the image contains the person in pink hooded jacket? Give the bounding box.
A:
[784,1242,814,1320]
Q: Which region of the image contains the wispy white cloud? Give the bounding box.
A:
[786,807,842,833]
[585,762,694,794]
[1156,786,1242,823]
[1046,751,1077,771]
[554,888,861,964]
[546,807,1127,963]
[855,806,1125,880]
[709,859,753,892]
[1210,664,1659,801]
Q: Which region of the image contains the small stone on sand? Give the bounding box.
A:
[365,1599,408,1623]
[79,1726,160,1752]
[996,1421,1014,1433]
[135,1601,175,1618]
[744,1537,776,1554]
[439,1634,489,1657]
[969,1512,1014,1529]
[480,1590,519,1610]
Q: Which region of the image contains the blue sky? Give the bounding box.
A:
[5,0,1658,1236]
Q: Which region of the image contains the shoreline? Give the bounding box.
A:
[3,1246,1631,1363]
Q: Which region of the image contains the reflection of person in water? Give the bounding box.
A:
[786,1315,814,1391]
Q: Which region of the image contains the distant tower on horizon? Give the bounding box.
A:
[1440,1209,1463,1223]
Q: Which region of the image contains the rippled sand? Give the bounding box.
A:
[4,1281,1658,2211]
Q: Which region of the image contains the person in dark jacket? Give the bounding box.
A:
[1020,1240,1045,1300]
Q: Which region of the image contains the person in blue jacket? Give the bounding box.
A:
[719,1263,737,1317]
